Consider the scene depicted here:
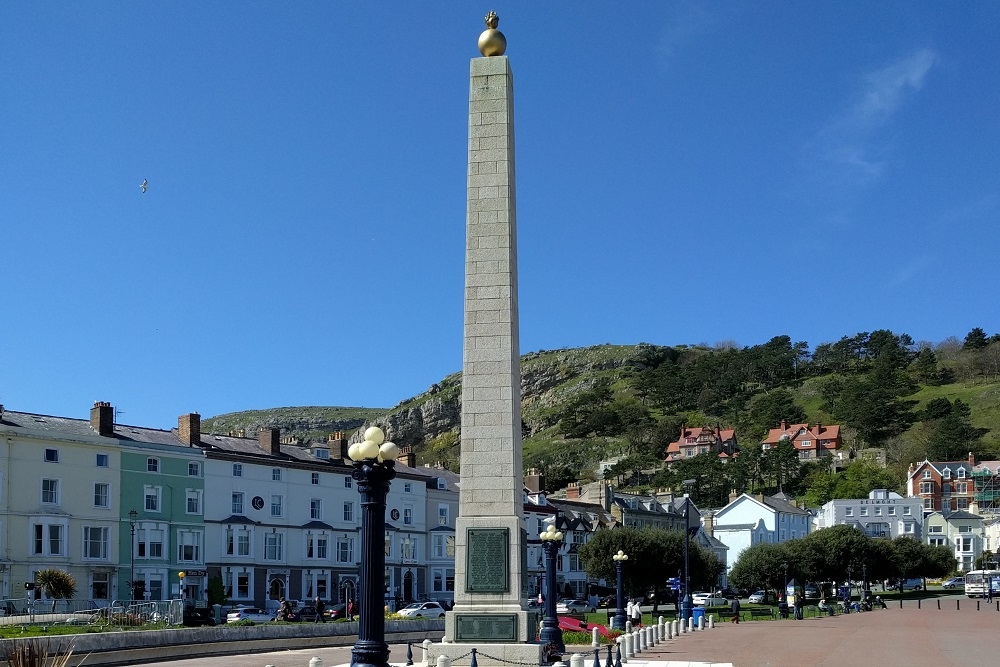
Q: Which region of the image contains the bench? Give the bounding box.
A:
[717,611,736,619]
[748,608,774,620]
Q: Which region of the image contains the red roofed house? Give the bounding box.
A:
[665,424,738,464]
[762,420,842,461]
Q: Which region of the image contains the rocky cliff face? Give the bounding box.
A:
[203,344,652,452]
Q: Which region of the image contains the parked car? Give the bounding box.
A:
[183,605,216,626]
[715,588,740,600]
[748,590,773,604]
[397,601,446,619]
[942,577,964,589]
[902,578,924,591]
[556,599,596,614]
[226,607,275,623]
[691,592,727,607]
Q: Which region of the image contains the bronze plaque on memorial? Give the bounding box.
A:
[465,528,509,593]
[454,613,518,642]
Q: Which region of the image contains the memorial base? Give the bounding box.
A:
[427,641,544,667]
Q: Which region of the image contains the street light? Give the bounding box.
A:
[178,571,185,604]
[539,524,565,653]
[348,427,399,667]
[611,550,628,630]
[128,509,138,601]
[680,480,696,625]
[779,562,789,619]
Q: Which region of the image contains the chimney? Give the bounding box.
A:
[328,432,349,461]
[178,413,201,446]
[969,452,976,467]
[525,468,545,494]
[259,428,281,456]
[814,422,822,436]
[703,513,715,537]
[780,419,787,431]
[90,401,114,437]
[566,482,581,500]
[398,446,416,468]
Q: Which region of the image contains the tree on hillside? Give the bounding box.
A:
[925,410,988,461]
[820,358,917,447]
[739,388,807,444]
[765,438,800,492]
[964,327,990,350]
[911,347,943,385]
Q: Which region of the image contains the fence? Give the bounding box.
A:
[0,597,183,629]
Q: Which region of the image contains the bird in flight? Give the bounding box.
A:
[140,179,148,193]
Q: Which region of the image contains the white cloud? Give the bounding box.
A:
[814,49,937,185]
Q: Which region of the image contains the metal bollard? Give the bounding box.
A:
[708,614,715,629]
[309,658,323,667]
[666,621,672,640]
[614,643,622,667]
[592,627,600,647]
[471,649,479,667]
[437,655,452,667]
[672,619,679,636]
[625,620,632,634]
[423,640,432,667]
[631,630,640,654]
[647,626,654,646]
[689,616,695,633]
[407,642,414,666]
[624,631,633,658]
[593,647,600,667]
[570,653,585,667]
[698,615,705,631]
[605,643,613,667]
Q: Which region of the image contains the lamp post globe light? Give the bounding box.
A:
[178,571,185,604]
[611,550,628,630]
[128,509,138,601]
[349,426,399,667]
[539,524,566,653]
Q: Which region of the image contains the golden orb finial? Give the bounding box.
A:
[478,10,506,57]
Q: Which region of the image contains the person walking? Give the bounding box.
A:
[278,598,293,621]
[625,598,633,627]
[730,597,741,623]
[347,598,354,621]
[314,596,326,623]
[632,598,642,627]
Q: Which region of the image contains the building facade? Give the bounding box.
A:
[924,510,985,572]
[813,489,923,539]
[762,421,842,462]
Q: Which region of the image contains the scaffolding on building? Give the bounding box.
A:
[973,469,1000,516]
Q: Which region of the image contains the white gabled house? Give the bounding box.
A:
[711,492,812,580]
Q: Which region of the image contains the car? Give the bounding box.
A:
[715,588,740,600]
[397,601,446,619]
[556,599,596,614]
[803,584,820,599]
[901,578,924,591]
[183,605,217,626]
[525,598,543,609]
[748,590,773,604]
[226,607,276,623]
[942,577,964,589]
[691,592,727,607]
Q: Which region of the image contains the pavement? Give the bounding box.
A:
[135,604,1000,667]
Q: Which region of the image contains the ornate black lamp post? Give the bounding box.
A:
[349,427,399,667]
[539,524,565,652]
[128,509,138,600]
[611,550,628,630]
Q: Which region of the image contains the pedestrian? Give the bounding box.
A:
[632,598,642,627]
[625,598,633,623]
[730,597,741,623]
[347,598,354,621]
[278,597,292,621]
[314,596,326,623]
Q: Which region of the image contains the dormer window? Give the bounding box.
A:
[314,448,329,460]
[943,468,951,479]
[958,468,966,479]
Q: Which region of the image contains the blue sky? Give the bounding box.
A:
[3,3,998,429]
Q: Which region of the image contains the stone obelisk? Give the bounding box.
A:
[432,12,542,666]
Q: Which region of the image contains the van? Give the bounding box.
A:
[902,578,923,591]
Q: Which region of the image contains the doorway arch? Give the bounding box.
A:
[403,570,413,602]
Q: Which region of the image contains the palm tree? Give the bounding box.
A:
[34,569,77,612]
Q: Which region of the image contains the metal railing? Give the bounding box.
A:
[0,597,183,629]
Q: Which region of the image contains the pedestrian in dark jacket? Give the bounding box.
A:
[314,597,326,623]
[730,597,741,623]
